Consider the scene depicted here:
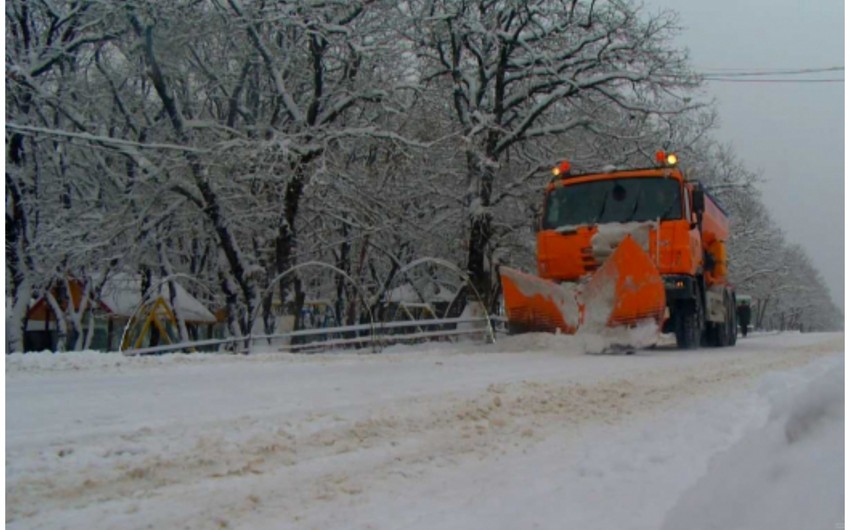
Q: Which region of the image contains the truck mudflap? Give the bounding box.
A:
[500,235,666,335]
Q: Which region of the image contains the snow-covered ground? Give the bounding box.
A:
[5,331,844,529]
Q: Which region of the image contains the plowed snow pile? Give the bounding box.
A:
[662,358,844,530]
[5,332,844,530]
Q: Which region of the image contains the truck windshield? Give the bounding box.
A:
[543,177,682,229]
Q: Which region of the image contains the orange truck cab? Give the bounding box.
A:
[527,153,738,348]
[502,152,737,348]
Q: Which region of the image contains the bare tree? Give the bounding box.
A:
[407,0,700,304]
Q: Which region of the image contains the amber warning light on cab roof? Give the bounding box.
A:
[655,150,678,166]
[552,151,678,177]
[551,160,571,177]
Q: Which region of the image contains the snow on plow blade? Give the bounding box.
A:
[500,235,665,334]
[582,235,666,328]
[500,267,581,334]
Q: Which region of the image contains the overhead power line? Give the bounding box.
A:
[702,78,843,83]
[697,66,843,83]
[698,66,843,76]
[653,66,844,84]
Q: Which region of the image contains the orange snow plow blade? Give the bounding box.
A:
[500,235,665,334]
[582,235,666,328]
[500,267,580,334]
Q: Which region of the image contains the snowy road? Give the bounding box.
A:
[5,332,844,530]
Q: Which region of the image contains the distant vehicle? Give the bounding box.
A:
[500,151,738,349]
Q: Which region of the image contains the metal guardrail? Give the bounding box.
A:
[122,315,505,356]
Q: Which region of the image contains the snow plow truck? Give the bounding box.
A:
[500,151,737,349]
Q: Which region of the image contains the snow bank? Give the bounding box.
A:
[577,319,660,353]
[6,350,120,373]
[661,359,844,530]
[6,350,259,374]
[490,320,659,355]
[489,331,586,355]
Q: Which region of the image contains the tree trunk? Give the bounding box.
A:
[261,288,275,336]
[6,278,31,353]
[6,138,32,352]
[335,219,351,328]
[137,18,258,338]
[275,167,306,329]
[464,150,495,309]
[45,292,68,352]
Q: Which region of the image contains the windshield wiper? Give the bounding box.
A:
[594,194,609,224]
[659,196,679,221]
[625,196,640,222]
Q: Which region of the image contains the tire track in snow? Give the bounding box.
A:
[6,335,841,529]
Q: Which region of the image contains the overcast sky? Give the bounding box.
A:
[645,0,845,311]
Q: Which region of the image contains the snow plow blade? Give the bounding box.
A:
[500,235,666,334]
[500,267,581,334]
[582,235,666,328]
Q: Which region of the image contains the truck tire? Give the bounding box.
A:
[712,293,731,347]
[708,321,723,347]
[674,299,703,349]
[721,294,738,346]
[706,291,736,348]
[728,295,738,346]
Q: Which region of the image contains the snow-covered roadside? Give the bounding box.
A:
[5,332,843,529]
[662,355,844,530]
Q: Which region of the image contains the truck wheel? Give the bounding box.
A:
[723,294,734,346]
[674,300,703,349]
[707,292,736,348]
[708,307,726,347]
[728,296,738,346]
[714,294,731,347]
[706,321,720,347]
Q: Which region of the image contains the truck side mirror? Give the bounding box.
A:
[689,212,699,230]
[692,189,705,214]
